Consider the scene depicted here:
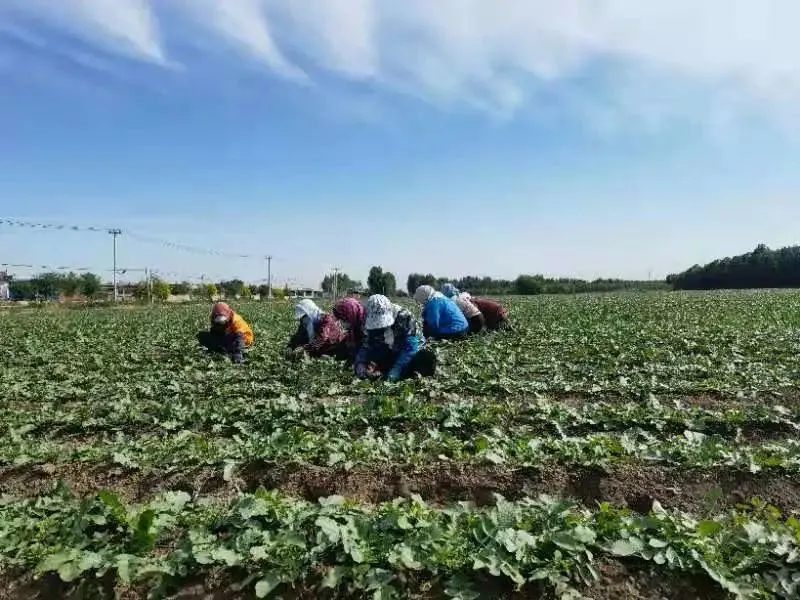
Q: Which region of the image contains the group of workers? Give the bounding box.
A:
[198,283,510,382]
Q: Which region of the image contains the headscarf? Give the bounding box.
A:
[211,302,234,325]
[441,283,460,298]
[295,299,323,340]
[365,294,396,330]
[413,285,436,306]
[333,297,365,330]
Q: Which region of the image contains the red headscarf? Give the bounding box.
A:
[333,297,365,329]
[211,302,234,321]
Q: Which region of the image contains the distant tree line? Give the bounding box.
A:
[4,273,291,302]
[406,272,667,296]
[8,272,103,300]
[667,244,800,290]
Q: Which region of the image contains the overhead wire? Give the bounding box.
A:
[0,217,262,260]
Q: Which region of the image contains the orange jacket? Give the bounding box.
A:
[227,313,254,346]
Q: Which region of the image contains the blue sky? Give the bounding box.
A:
[1,1,800,289]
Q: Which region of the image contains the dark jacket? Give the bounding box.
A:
[288,314,347,358]
[471,297,509,329]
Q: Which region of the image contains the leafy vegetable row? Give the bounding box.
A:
[5,425,800,476]
[2,393,797,444]
[2,487,798,599]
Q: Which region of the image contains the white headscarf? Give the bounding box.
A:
[295,299,322,340]
[413,285,436,306]
[365,294,396,330]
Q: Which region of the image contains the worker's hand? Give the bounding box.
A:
[285,347,303,361]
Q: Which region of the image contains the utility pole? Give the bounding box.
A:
[266,255,273,299]
[109,228,122,302]
[332,267,340,300]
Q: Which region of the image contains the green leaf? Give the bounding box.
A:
[115,555,136,584]
[255,571,282,598]
[58,561,82,583]
[396,515,413,530]
[316,516,341,543]
[222,460,237,482]
[397,544,422,570]
[609,539,640,557]
[211,548,241,566]
[37,551,73,574]
[321,566,349,589]
[696,520,723,537]
[327,452,345,466]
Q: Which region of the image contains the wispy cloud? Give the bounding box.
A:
[3,0,799,125]
[2,0,165,63]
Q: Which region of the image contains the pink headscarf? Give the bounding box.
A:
[333,297,365,329]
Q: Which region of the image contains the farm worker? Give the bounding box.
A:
[441,283,485,334]
[333,297,366,362]
[467,294,511,331]
[286,299,348,360]
[355,294,436,382]
[413,285,469,341]
[198,302,254,364]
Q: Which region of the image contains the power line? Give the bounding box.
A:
[124,231,258,259]
[0,217,263,259]
[0,218,111,233]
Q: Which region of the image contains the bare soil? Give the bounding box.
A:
[1,460,798,516]
[0,562,729,600]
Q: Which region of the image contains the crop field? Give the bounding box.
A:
[2,291,800,599]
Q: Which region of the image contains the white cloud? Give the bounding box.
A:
[175,0,307,81]
[1,0,164,63]
[3,0,800,123]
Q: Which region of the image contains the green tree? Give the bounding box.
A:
[152,279,171,301]
[382,271,397,296]
[78,273,103,298]
[240,284,252,299]
[31,272,63,299]
[367,266,385,295]
[407,273,437,295]
[202,283,218,300]
[667,243,800,290]
[515,275,544,295]
[61,272,80,297]
[220,279,245,298]
[171,281,192,295]
[321,273,362,295]
[9,280,34,300]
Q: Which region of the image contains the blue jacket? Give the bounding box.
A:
[355,308,424,382]
[423,296,469,336]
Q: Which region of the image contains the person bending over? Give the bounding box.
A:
[333,297,366,363]
[413,285,469,341]
[355,294,436,383]
[286,299,348,360]
[197,302,254,364]
[441,283,485,334]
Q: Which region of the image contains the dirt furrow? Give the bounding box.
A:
[1,460,798,516]
[0,561,727,600]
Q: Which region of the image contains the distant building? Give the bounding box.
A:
[0,271,10,301]
[290,287,322,299]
